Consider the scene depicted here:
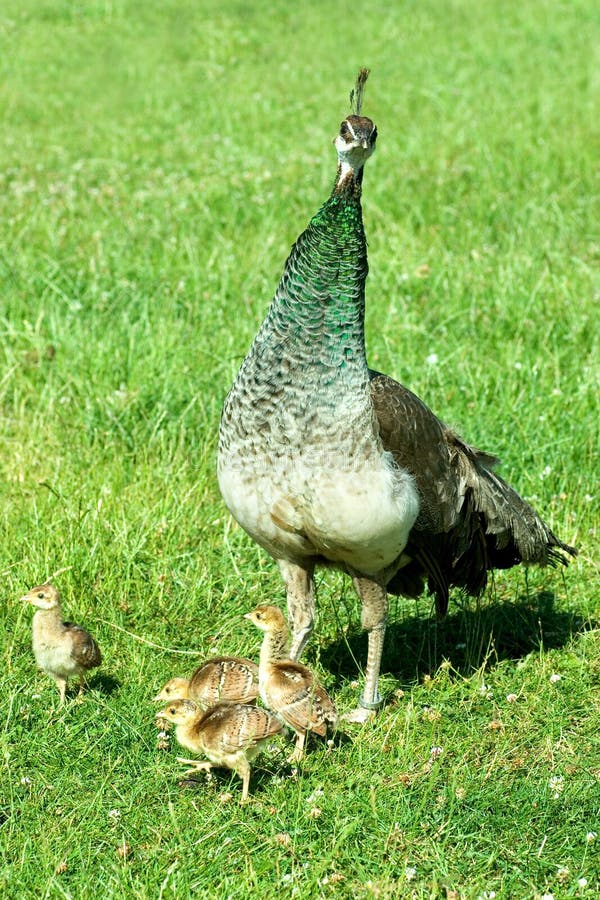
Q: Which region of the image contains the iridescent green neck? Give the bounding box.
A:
[255,182,368,370]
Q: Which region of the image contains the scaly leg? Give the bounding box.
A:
[278,559,315,661]
[344,574,388,723]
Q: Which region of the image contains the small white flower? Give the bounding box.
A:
[541,894,554,900]
[514,361,522,370]
[549,775,564,799]
[429,746,443,758]
[549,673,562,684]
[539,465,552,480]
[404,867,417,881]
[426,353,438,366]
[585,831,597,842]
[556,866,570,882]
[305,788,324,804]
[108,809,121,822]
[578,877,588,888]
[506,693,518,703]
[20,776,32,786]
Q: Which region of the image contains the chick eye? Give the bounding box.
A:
[340,121,350,136]
[37,593,44,599]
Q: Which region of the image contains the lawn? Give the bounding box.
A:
[1,1,598,897]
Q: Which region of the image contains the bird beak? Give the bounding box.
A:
[243,612,253,621]
[361,139,369,149]
[152,693,164,702]
[20,594,33,604]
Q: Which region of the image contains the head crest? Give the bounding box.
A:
[349,68,370,116]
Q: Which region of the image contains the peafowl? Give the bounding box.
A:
[21,583,102,704]
[217,70,576,721]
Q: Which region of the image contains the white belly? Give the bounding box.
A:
[218,452,419,576]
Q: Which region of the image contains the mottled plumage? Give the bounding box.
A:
[156,698,283,802]
[245,605,337,761]
[21,583,102,704]
[218,77,576,721]
[153,656,259,707]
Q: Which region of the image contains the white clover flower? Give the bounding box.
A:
[549,673,562,684]
[506,693,518,703]
[429,746,443,758]
[405,867,417,881]
[578,877,588,888]
[585,831,596,843]
[108,809,121,822]
[549,775,564,798]
[426,353,438,366]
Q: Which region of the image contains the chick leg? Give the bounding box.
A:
[287,731,306,763]
[344,574,388,723]
[52,675,68,704]
[279,560,315,661]
[236,759,251,803]
[77,675,87,699]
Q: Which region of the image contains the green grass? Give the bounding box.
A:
[1,0,599,896]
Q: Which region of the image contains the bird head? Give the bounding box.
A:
[244,604,288,634]
[153,677,190,703]
[334,115,377,176]
[155,698,199,726]
[20,583,60,610]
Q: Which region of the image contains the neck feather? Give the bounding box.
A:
[259,626,290,668]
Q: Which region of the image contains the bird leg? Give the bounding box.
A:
[287,731,306,764]
[344,574,388,723]
[279,559,315,661]
[176,758,213,775]
[77,675,87,700]
[52,675,68,705]
[235,760,252,803]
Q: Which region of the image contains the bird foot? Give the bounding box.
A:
[287,748,305,764]
[176,758,212,774]
[342,706,377,724]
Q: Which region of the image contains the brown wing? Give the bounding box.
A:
[64,623,102,670]
[198,702,282,757]
[264,661,337,737]
[370,371,576,614]
[189,656,259,706]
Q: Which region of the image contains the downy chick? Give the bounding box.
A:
[21,583,102,703]
[153,656,259,707]
[156,698,282,802]
[245,604,337,761]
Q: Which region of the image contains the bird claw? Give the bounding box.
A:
[342,706,377,724]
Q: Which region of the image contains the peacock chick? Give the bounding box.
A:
[155,699,283,802]
[244,605,337,762]
[21,583,102,704]
[153,656,259,707]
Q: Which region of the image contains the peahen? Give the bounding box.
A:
[217,70,576,721]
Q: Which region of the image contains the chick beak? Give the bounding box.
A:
[361,139,369,149]
[243,612,253,621]
[152,692,165,702]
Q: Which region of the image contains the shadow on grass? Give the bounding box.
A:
[89,672,121,696]
[322,590,595,686]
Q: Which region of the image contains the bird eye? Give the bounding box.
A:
[340,121,349,136]
[37,593,44,599]
[169,707,175,714]
[371,126,378,143]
